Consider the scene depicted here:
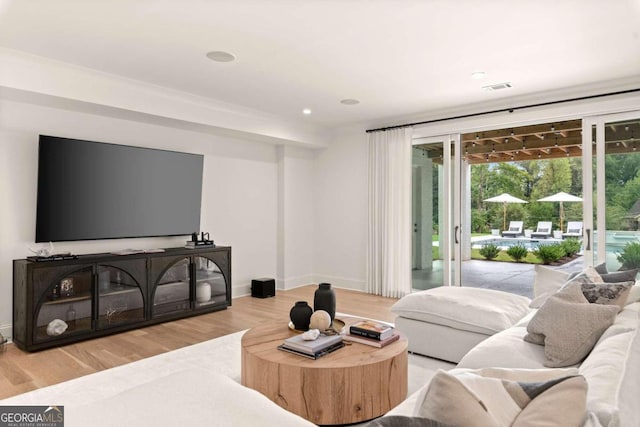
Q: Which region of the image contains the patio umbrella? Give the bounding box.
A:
[537,192,583,231]
[484,193,528,231]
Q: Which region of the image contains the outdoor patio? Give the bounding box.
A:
[412,256,584,298]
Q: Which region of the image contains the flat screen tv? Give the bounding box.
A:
[36,135,204,242]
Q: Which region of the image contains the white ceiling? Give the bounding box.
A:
[1,0,640,130]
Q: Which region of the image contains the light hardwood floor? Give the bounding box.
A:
[0,285,398,399]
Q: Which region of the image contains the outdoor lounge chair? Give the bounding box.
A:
[563,221,583,239]
[530,221,553,239]
[501,221,524,237]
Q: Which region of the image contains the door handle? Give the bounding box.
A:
[585,229,591,251]
[454,226,460,244]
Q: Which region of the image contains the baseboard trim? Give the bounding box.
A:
[313,275,366,292]
[279,274,315,290]
[233,275,367,299]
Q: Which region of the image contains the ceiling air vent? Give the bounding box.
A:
[482,82,512,91]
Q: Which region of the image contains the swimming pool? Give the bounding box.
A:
[472,237,562,251]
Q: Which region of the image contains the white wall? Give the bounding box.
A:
[277,146,316,289]
[313,127,369,291]
[0,98,286,339]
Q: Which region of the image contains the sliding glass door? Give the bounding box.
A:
[583,111,640,271]
[412,135,462,290]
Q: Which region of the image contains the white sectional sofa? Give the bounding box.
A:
[387,269,640,427]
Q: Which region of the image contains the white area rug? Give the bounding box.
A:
[1,330,453,410]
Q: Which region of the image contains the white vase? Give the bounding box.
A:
[196,282,211,303]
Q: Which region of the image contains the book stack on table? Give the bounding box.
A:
[343,320,400,348]
[278,333,344,359]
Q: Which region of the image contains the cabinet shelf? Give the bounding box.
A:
[13,246,231,352]
[99,285,140,297]
[43,295,91,305]
[35,317,92,341]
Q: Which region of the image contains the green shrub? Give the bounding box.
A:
[560,239,582,257]
[616,241,640,270]
[479,243,500,260]
[532,243,564,265]
[506,243,528,262]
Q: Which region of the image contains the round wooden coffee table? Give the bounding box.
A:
[241,318,408,425]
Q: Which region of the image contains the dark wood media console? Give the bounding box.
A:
[13,246,231,351]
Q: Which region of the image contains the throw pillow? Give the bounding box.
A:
[600,269,638,283]
[416,369,587,427]
[627,284,640,305]
[530,265,571,308]
[594,262,608,275]
[580,281,633,310]
[525,283,619,367]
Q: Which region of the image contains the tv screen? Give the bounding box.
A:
[36,135,203,242]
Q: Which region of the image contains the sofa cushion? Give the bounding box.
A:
[458,325,547,369]
[415,368,587,427]
[579,324,640,427]
[525,284,619,367]
[391,287,531,335]
[69,368,316,427]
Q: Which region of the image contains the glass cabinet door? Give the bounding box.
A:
[194,256,227,309]
[97,265,145,329]
[34,266,93,343]
[152,257,191,317]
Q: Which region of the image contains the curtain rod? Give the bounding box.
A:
[365,87,640,133]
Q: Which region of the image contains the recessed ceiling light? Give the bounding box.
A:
[206,51,236,62]
[340,98,360,105]
[302,108,312,115]
[471,71,486,79]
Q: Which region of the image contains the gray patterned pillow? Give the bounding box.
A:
[581,281,633,310]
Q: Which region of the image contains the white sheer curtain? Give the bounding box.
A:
[367,127,413,298]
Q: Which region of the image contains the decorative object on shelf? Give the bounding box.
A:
[60,277,74,297]
[314,283,336,321]
[66,305,77,331]
[46,319,68,336]
[50,283,61,300]
[310,310,331,331]
[302,329,320,341]
[289,301,313,331]
[196,281,212,303]
[186,231,215,248]
[28,241,54,257]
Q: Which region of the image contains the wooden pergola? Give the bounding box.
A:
[415,119,640,164]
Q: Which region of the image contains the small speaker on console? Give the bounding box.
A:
[251,277,275,298]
